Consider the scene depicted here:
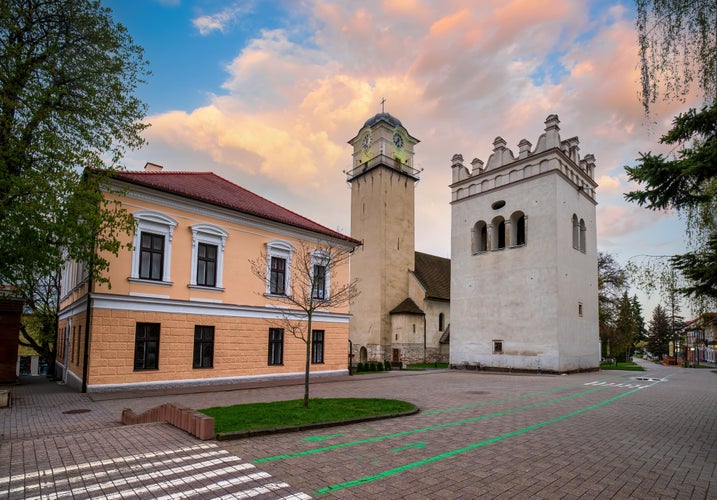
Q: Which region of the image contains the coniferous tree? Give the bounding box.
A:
[646,304,671,358]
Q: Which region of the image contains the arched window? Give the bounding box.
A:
[572,214,579,250]
[492,216,506,250]
[439,313,445,332]
[472,221,487,254]
[579,219,586,252]
[510,211,526,246]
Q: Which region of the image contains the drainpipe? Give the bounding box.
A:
[81,252,95,393]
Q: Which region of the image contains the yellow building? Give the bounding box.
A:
[57,164,359,392]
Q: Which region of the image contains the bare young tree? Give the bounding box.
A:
[250,239,359,408]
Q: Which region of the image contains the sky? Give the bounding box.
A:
[104,0,700,315]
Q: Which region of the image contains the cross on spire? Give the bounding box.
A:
[380,97,386,113]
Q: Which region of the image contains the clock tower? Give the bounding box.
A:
[346,112,420,363]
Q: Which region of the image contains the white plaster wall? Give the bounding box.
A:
[450,168,598,372]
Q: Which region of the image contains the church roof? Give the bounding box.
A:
[414,252,451,301]
[389,297,424,315]
[108,169,360,245]
[363,112,403,128]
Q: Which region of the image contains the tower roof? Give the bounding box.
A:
[363,112,403,128]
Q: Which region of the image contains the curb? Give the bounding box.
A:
[215,404,420,441]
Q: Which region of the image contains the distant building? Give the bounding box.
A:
[57,165,359,392]
[449,115,600,373]
[685,313,717,365]
[346,113,450,365]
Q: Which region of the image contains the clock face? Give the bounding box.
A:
[393,132,403,149]
[362,133,371,150]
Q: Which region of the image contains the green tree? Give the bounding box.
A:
[250,240,359,408]
[631,295,647,344]
[0,0,148,287]
[0,0,149,363]
[628,1,717,306]
[625,104,717,300]
[646,304,671,358]
[598,252,628,357]
[636,0,716,113]
[610,292,640,362]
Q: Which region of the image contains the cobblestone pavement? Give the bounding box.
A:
[1,359,716,499]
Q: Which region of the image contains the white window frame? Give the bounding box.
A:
[189,224,228,289]
[265,240,294,296]
[311,249,331,301]
[130,211,177,284]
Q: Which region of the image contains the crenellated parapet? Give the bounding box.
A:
[450,114,597,203]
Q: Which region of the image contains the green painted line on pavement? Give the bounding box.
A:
[253,385,608,464]
[391,442,427,452]
[300,433,344,443]
[315,383,655,495]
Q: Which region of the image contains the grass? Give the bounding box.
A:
[600,360,645,371]
[405,362,449,370]
[200,398,415,434]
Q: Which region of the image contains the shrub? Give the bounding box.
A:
[376,361,384,371]
[384,360,391,371]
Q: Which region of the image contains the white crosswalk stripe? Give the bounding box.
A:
[584,380,648,389]
[13,442,310,500]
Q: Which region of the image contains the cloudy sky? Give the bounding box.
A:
[105,0,698,312]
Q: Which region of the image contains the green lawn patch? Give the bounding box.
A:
[600,361,644,371]
[405,362,449,370]
[200,398,415,435]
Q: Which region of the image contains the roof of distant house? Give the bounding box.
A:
[107,169,360,245]
[414,251,450,301]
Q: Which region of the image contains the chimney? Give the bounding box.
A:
[144,162,163,172]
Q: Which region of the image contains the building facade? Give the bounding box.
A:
[449,115,600,373]
[346,113,450,365]
[57,165,359,392]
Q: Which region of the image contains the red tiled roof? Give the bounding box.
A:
[109,170,360,244]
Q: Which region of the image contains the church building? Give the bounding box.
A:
[449,114,600,372]
[346,113,450,366]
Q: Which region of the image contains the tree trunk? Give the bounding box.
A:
[304,313,312,408]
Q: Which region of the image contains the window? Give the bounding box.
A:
[579,219,586,253]
[196,243,217,287]
[131,211,177,283]
[268,328,284,365]
[312,330,325,364]
[265,240,294,296]
[311,249,331,300]
[134,323,160,370]
[572,214,579,250]
[491,216,505,250]
[439,313,445,331]
[270,257,286,295]
[472,221,487,253]
[193,326,214,368]
[190,224,228,289]
[139,232,164,280]
[511,211,526,246]
[312,264,327,300]
[493,340,503,354]
[578,303,583,317]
